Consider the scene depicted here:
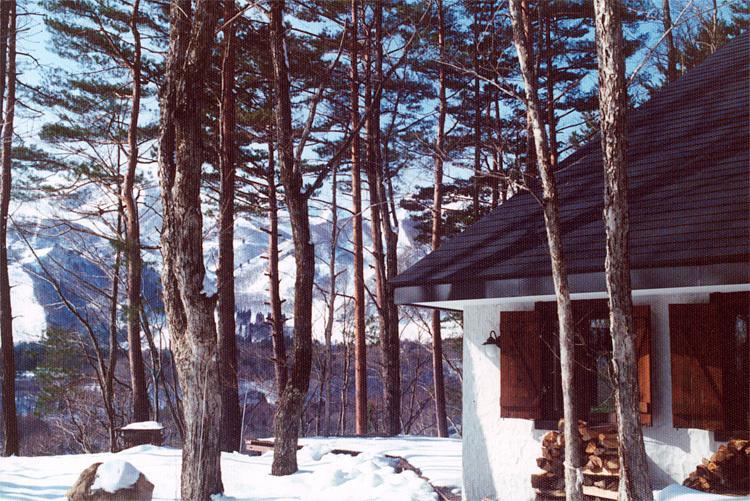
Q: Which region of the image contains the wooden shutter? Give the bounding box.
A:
[499,311,541,419]
[669,303,724,430]
[633,305,652,426]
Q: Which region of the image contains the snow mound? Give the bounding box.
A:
[298,435,462,489]
[298,443,332,462]
[121,421,163,431]
[308,452,436,501]
[91,460,141,493]
[655,484,750,500]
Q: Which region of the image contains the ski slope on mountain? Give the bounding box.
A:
[6,165,448,345]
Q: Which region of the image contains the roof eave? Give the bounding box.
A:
[393,260,750,306]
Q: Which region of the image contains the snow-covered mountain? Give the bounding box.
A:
[206,200,430,343]
[7,167,434,345]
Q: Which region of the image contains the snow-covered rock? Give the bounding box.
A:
[91,460,141,493]
[67,460,154,501]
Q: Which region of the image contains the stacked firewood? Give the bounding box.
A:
[683,439,750,495]
[532,420,620,500]
[531,429,565,493]
[580,422,620,494]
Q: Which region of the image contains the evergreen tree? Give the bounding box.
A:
[38,0,165,423]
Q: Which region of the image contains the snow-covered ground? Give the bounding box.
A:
[655,485,750,500]
[0,436,744,500]
[0,436,461,501]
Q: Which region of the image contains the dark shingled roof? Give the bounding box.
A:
[393,33,749,304]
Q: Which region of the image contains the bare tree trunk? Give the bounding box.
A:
[339,313,352,435]
[157,1,222,497]
[592,3,653,499]
[122,0,150,424]
[349,0,367,437]
[493,88,506,206]
[662,0,678,82]
[491,19,504,210]
[107,206,124,451]
[364,22,387,435]
[267,139,288,394]
[472,6,481,221]
[431,0,449,439]
[508,0,583,499]
[381,225,400,434]
[376,0,401,438]
[710,0,719,54]
[0,0,18,457]
[363,3,399,436]
[490,27,500,209]
[268,0,315,476]
[217,0,241,453]
[141,304,185,435]
[545,14,557,169]
[323,164,339,436]
[521,0,537,179]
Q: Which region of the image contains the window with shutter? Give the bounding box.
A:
[710,292,749,436]
[669,303,724,430]
[531,300,653,428]
[499,310,541,419]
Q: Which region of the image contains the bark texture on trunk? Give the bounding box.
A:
[350,0,367,437]
[217,0,241,453]
[509,0,583,498]
[592,2,654,499]
[381,209,400,435]
[157,1,222,498]
[123,0,150,423]
[268,0,315,475]
[267,139,288,394]
[0,0,18,457]
[431,0,448,439]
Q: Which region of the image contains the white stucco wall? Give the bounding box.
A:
[461,288,746,501]
[462,301,545,501]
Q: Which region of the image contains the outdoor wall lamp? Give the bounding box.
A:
[482,330,501,348]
